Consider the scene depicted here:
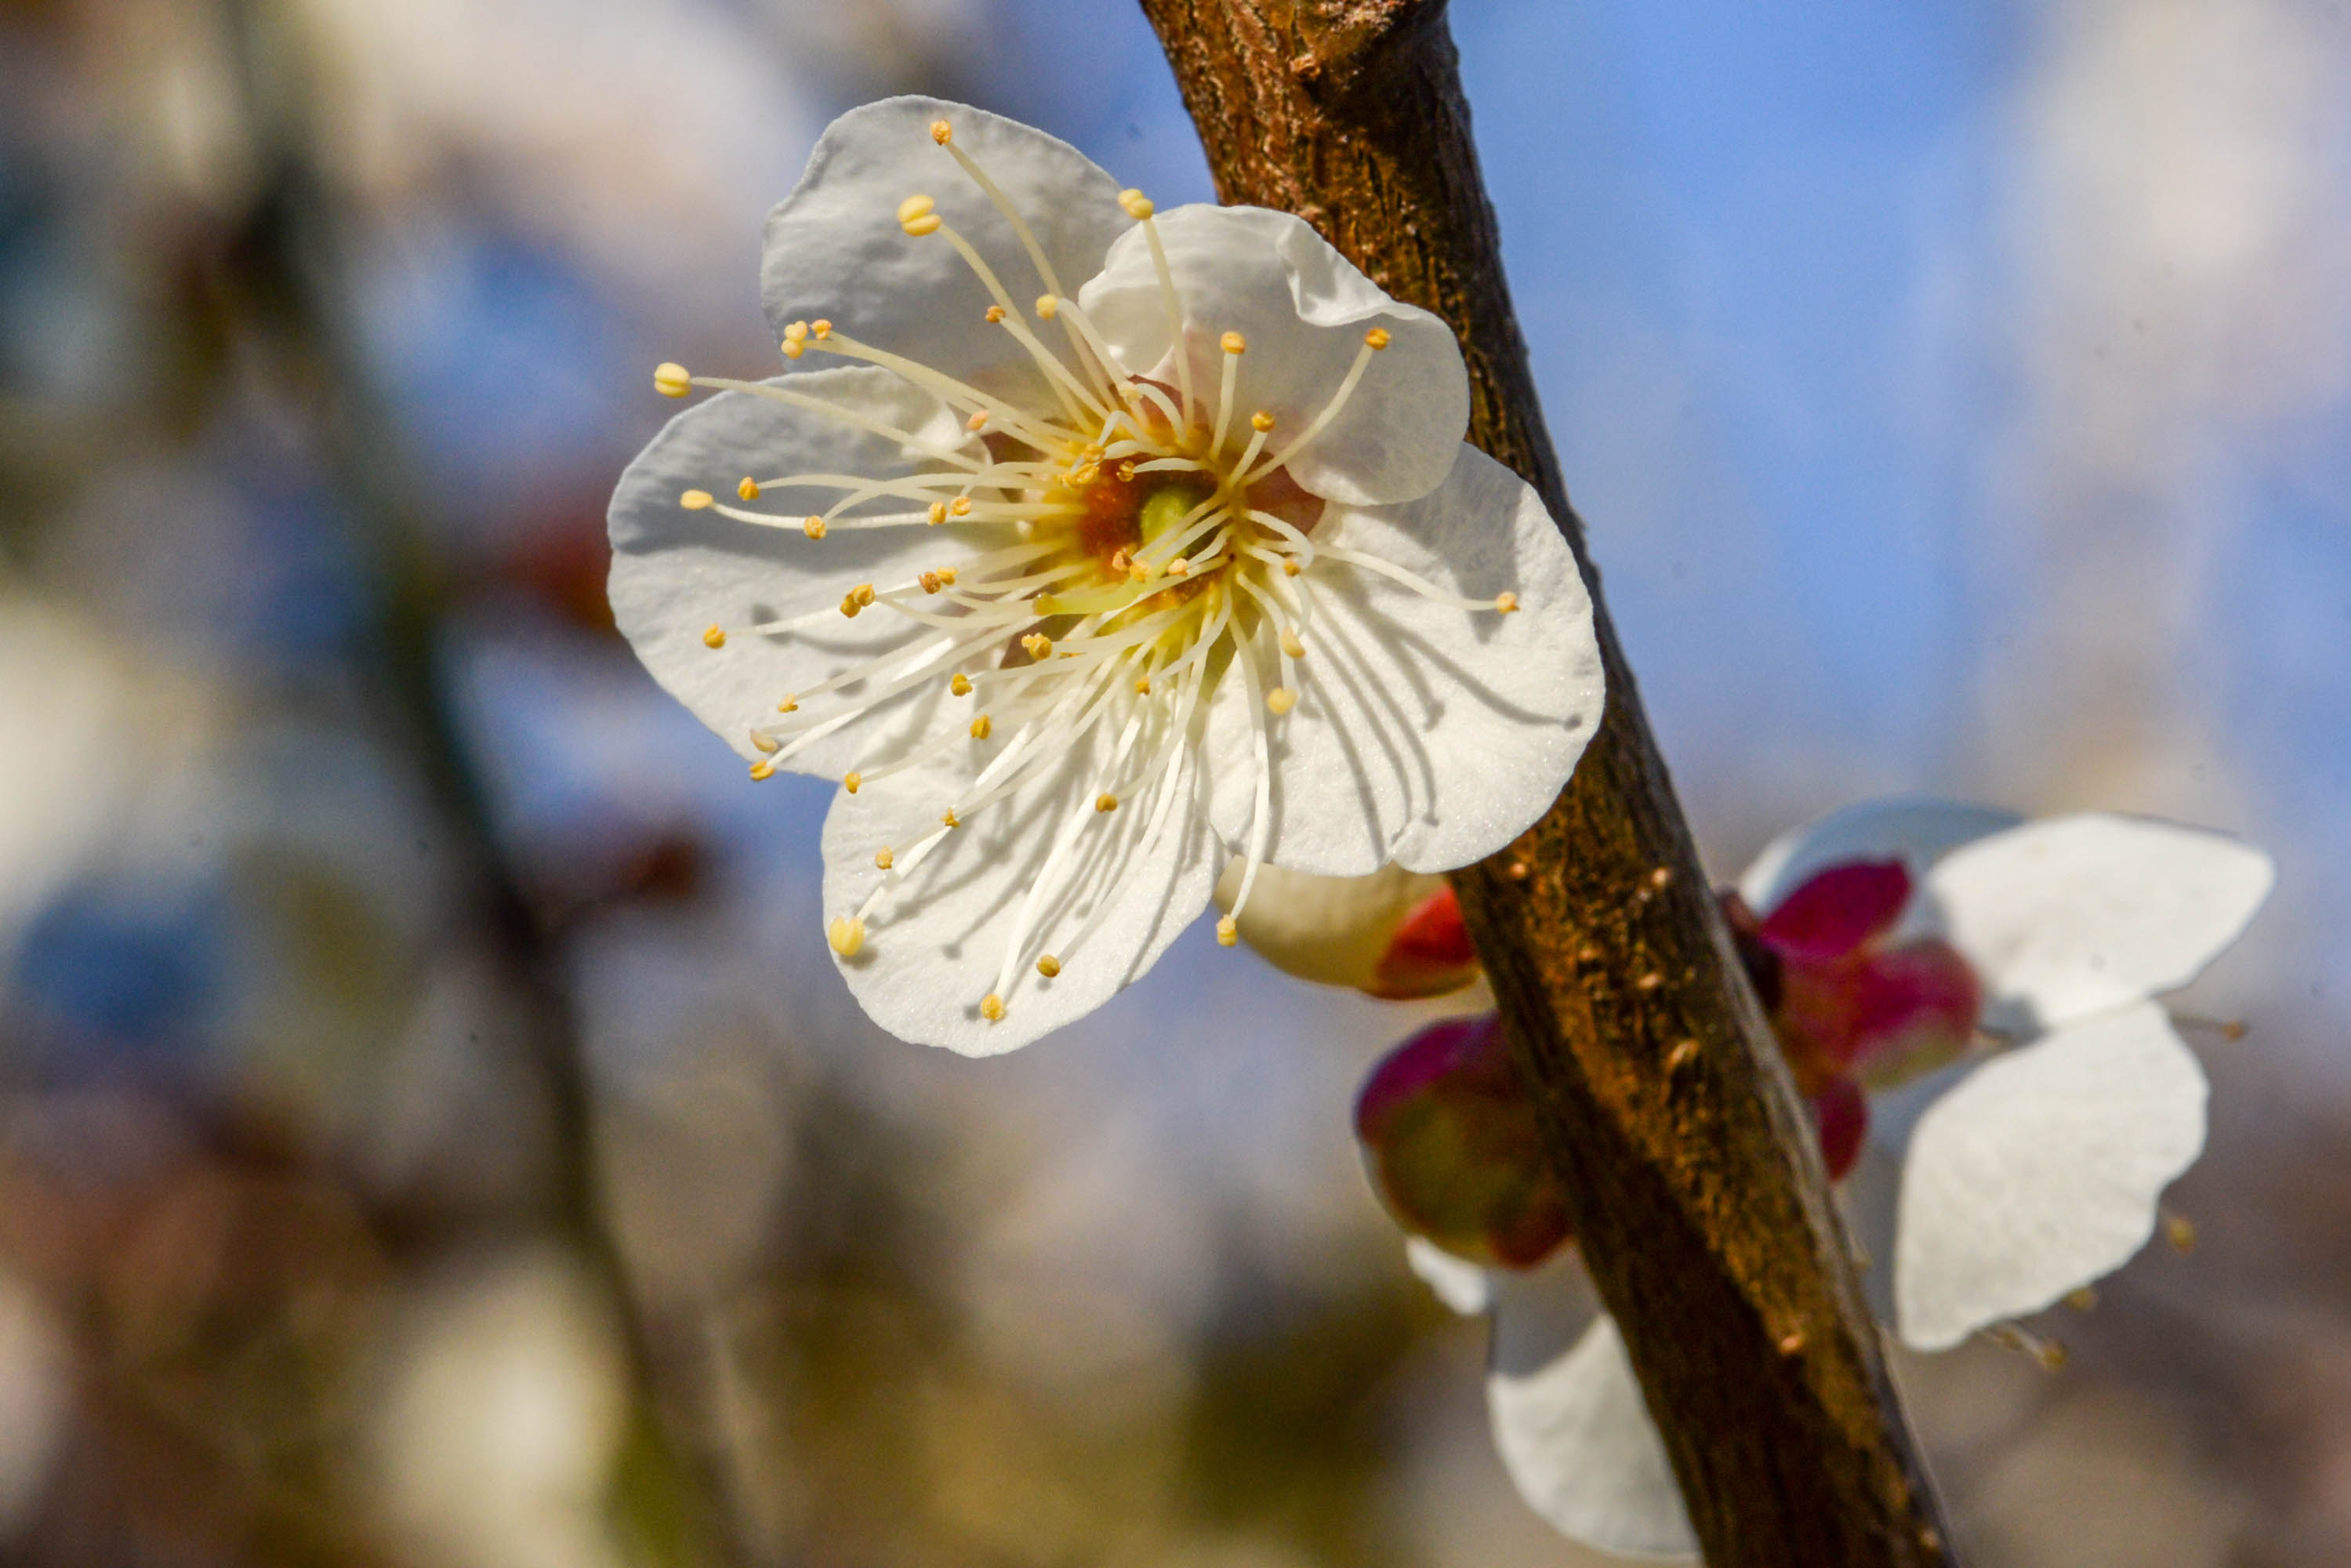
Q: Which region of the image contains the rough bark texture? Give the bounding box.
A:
[1134,4,1957,1563]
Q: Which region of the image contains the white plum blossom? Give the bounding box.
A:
[609,98,1603,1053]
[1382,799,2273,1559]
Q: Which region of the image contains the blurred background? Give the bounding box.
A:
[0,0,2345,1563]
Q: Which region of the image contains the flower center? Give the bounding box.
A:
[653,118,1519,1026]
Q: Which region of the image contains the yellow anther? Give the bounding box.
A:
[1117,460,1137,482]
[949,496,973,517]
[927,501,948,524]
[1021,633,1053,659]
[702,625,727,648]
[1215,915,1239,947]
[875,846,894,870]
[920,571,943,594]
[985,304,1006,323]
[854,583,876,607]
[1108,548,1132,574]
[930,119,953,145]
[1069,463,1099,488]
[784,321,809,342]
[1035,294,1058,320]
[1280,630,1305,658]
[750,729,781,754]
[844,771,862,793]
[1133,677,1151,695]
[1221,331,1246,354]
[738,477,761,501]
[1495,591,1520,614]
[1250,411,1275,432]
[803,515,826,540]
[1095,793,1118,812]
[681,489,714,510]
[981,993,1005,1022]
[1036,954,1061,978]
[811,320,831,339]
[1128,563,1149,583]
[777,695,798,713]
[1281,558,1301,576]
[897,194,941,236]
[937,567,957,585]
[1364,326,1392,350]
[969,713,992,739]
[1166,557,1189,578]
[1265,687,1297,715]
[840,594,862,619]
[2164,1213,2198,1254]
[654,361,693,397]
[950,672,972,696]
[967,408,990,432]
[1118,188,1154,220]
[2065,1287,2099,1312]
[826,916,865,958]
[941,808,960,828]
[749,759,775,781]
[782,339,805,360]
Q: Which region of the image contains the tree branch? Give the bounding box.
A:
[1134,3,1957,1563]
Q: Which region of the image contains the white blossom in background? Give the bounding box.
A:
[1364,799,2272,1558]
[610,98,1602,1054]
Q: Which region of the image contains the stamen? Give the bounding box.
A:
[682,490,714,510]
[804,515,826,539]
[1212,331,1244,456]
[876,846,894,870]
[897,194,941,237]
[969,713,993,739]
[738,477,761,501]
[981,993,1006,1022]
[828,916,866,957]
[1316,543,1516,612]
[1247,331,1385,483]
[655,361,692,398]
[1036,955,1061,978]
[702,626,726,648]
[2162,1209,2198,1254]
[691,376,983,471]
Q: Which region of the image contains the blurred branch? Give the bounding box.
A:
[206,2,754,1563]
[1135,3,1955,1563]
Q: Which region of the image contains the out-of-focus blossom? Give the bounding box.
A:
[1366,798,2272,1558]
[611,97,1602,1052]
[373,1252,629,1568]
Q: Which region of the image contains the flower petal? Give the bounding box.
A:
[1404,1236,1494,1316]
[818,733,1218,1055]
[1738,797,2023,912]
[1205,444,1602,877]
[1915,813,2276,1031]
[1488,1265,1698,1561]
[1757,859,1912,962]
[762,97,1129,411]
[608,367,998,777]
[1213,859,1449,993]
[1892,1003,2206,1350]
[1076,205,1469,506]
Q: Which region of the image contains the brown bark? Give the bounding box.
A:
[1134,3,1957,1563]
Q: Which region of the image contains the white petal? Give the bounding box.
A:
[608,366,997,777]
[1736,797,2023,911]
[1893,1003,2206,1350]
[1076,205,1469,506]
[1487,1262,1697,1561]
[1216,860,1445,991]
[1205,444,1601,876]
[1915,813,2275,1031]
[819,731,1219,1055]
[762,97,1129,412]
[1405,1237,1497,1316]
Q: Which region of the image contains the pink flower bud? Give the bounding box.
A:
[1353,1014,1573,1269]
